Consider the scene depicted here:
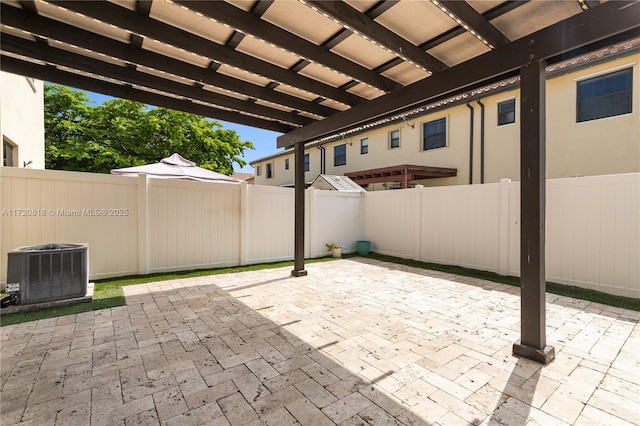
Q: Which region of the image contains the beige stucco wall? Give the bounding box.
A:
[546,56,639,179]
[324,108,471,188]
[481,91,520,184]
[253,52,640,188]
[0,72,45,169]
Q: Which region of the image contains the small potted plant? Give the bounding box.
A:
[326,242,343,258]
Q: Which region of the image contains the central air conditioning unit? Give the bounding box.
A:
[6,243,88,305]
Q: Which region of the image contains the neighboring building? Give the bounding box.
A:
[231,172,255,184]
[251,41,640,190]
[0,72,45,169]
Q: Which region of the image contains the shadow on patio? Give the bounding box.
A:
[1,258,638,425]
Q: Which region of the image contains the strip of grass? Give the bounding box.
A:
[0,258,336,326]
[367,253,640,311]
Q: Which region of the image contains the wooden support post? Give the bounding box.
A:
[291,141,307,277]
[513,60,554,364]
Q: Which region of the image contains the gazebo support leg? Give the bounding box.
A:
[513,60,555,364]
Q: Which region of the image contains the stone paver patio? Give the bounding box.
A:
[1,258,639,425]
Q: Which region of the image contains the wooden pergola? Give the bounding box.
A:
[2,0,638,363]
[345,164,458,189]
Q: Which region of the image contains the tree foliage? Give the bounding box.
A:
[44,84,254,174]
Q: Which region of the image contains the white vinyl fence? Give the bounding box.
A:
[364,174,639,298]
[1,167,638,298]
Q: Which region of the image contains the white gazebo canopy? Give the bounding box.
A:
[111,153,241,183]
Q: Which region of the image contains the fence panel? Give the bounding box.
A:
[419,183,501,272]
[147,179,241,272]
[309,189,363,257]
[0,168,139,281]
[545,174,639,297]
[245,185,294,264]
[363,188,418,259]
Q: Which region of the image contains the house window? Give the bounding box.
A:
[266,163,273,179]
[360,138,368,155]
[285,158,289,170]
[423,118,447,151]
[577,68,632,122]
[304,153,309,172]
[389,130,400,148]
[334,144,346,167]
[256,165,261,176]
[3,139,15,167]
[498,99,515,125]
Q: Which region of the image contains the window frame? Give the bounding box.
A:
[266,163,273,179]
[256,164,261,176]
[497,98,516,126]
[334,143,347,167]
[3,138,16,167]
[422,117,448,151]
[360,138,368,155]
[304,153,310,172]
[576,67,633,123]
[389,129,400,149]
[285,158,289,170]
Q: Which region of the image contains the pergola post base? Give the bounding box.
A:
[513,340,555,364]
[291,269,308,277]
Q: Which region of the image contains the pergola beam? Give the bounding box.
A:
[439,1,511,48]
[306,0,449,74]
[174,0,401,93]
[1,55,293,133]
[278,1,640,147]
[377,1,529,73]
[1,34,312,127]
[0,4,338,119]
[366,1,399,19]
[49,1,364,107]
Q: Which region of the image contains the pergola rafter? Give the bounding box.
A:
[49,0,366,108]
[306,0,449,74]
[173,0,402,93]
[439,0,511,48]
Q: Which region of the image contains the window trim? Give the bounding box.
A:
[334,143,347,167]
[266,163,273,179]
[421,117,448,151]
[389,129,400,149]
[285,158,289,170]
[573,61,637,82]
[304,153,310,172]
[256,164,261,176]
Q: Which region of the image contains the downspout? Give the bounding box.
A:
[317,145,325,175]
[477,99,485,184]
[466,102,474,185]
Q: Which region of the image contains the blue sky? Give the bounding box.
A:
[87,92,283,173]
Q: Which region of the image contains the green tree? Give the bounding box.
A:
[44,84,254,174]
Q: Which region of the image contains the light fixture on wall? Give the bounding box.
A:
[402,116,415,129]
[341,134,352,146]
[23,160,33,168]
